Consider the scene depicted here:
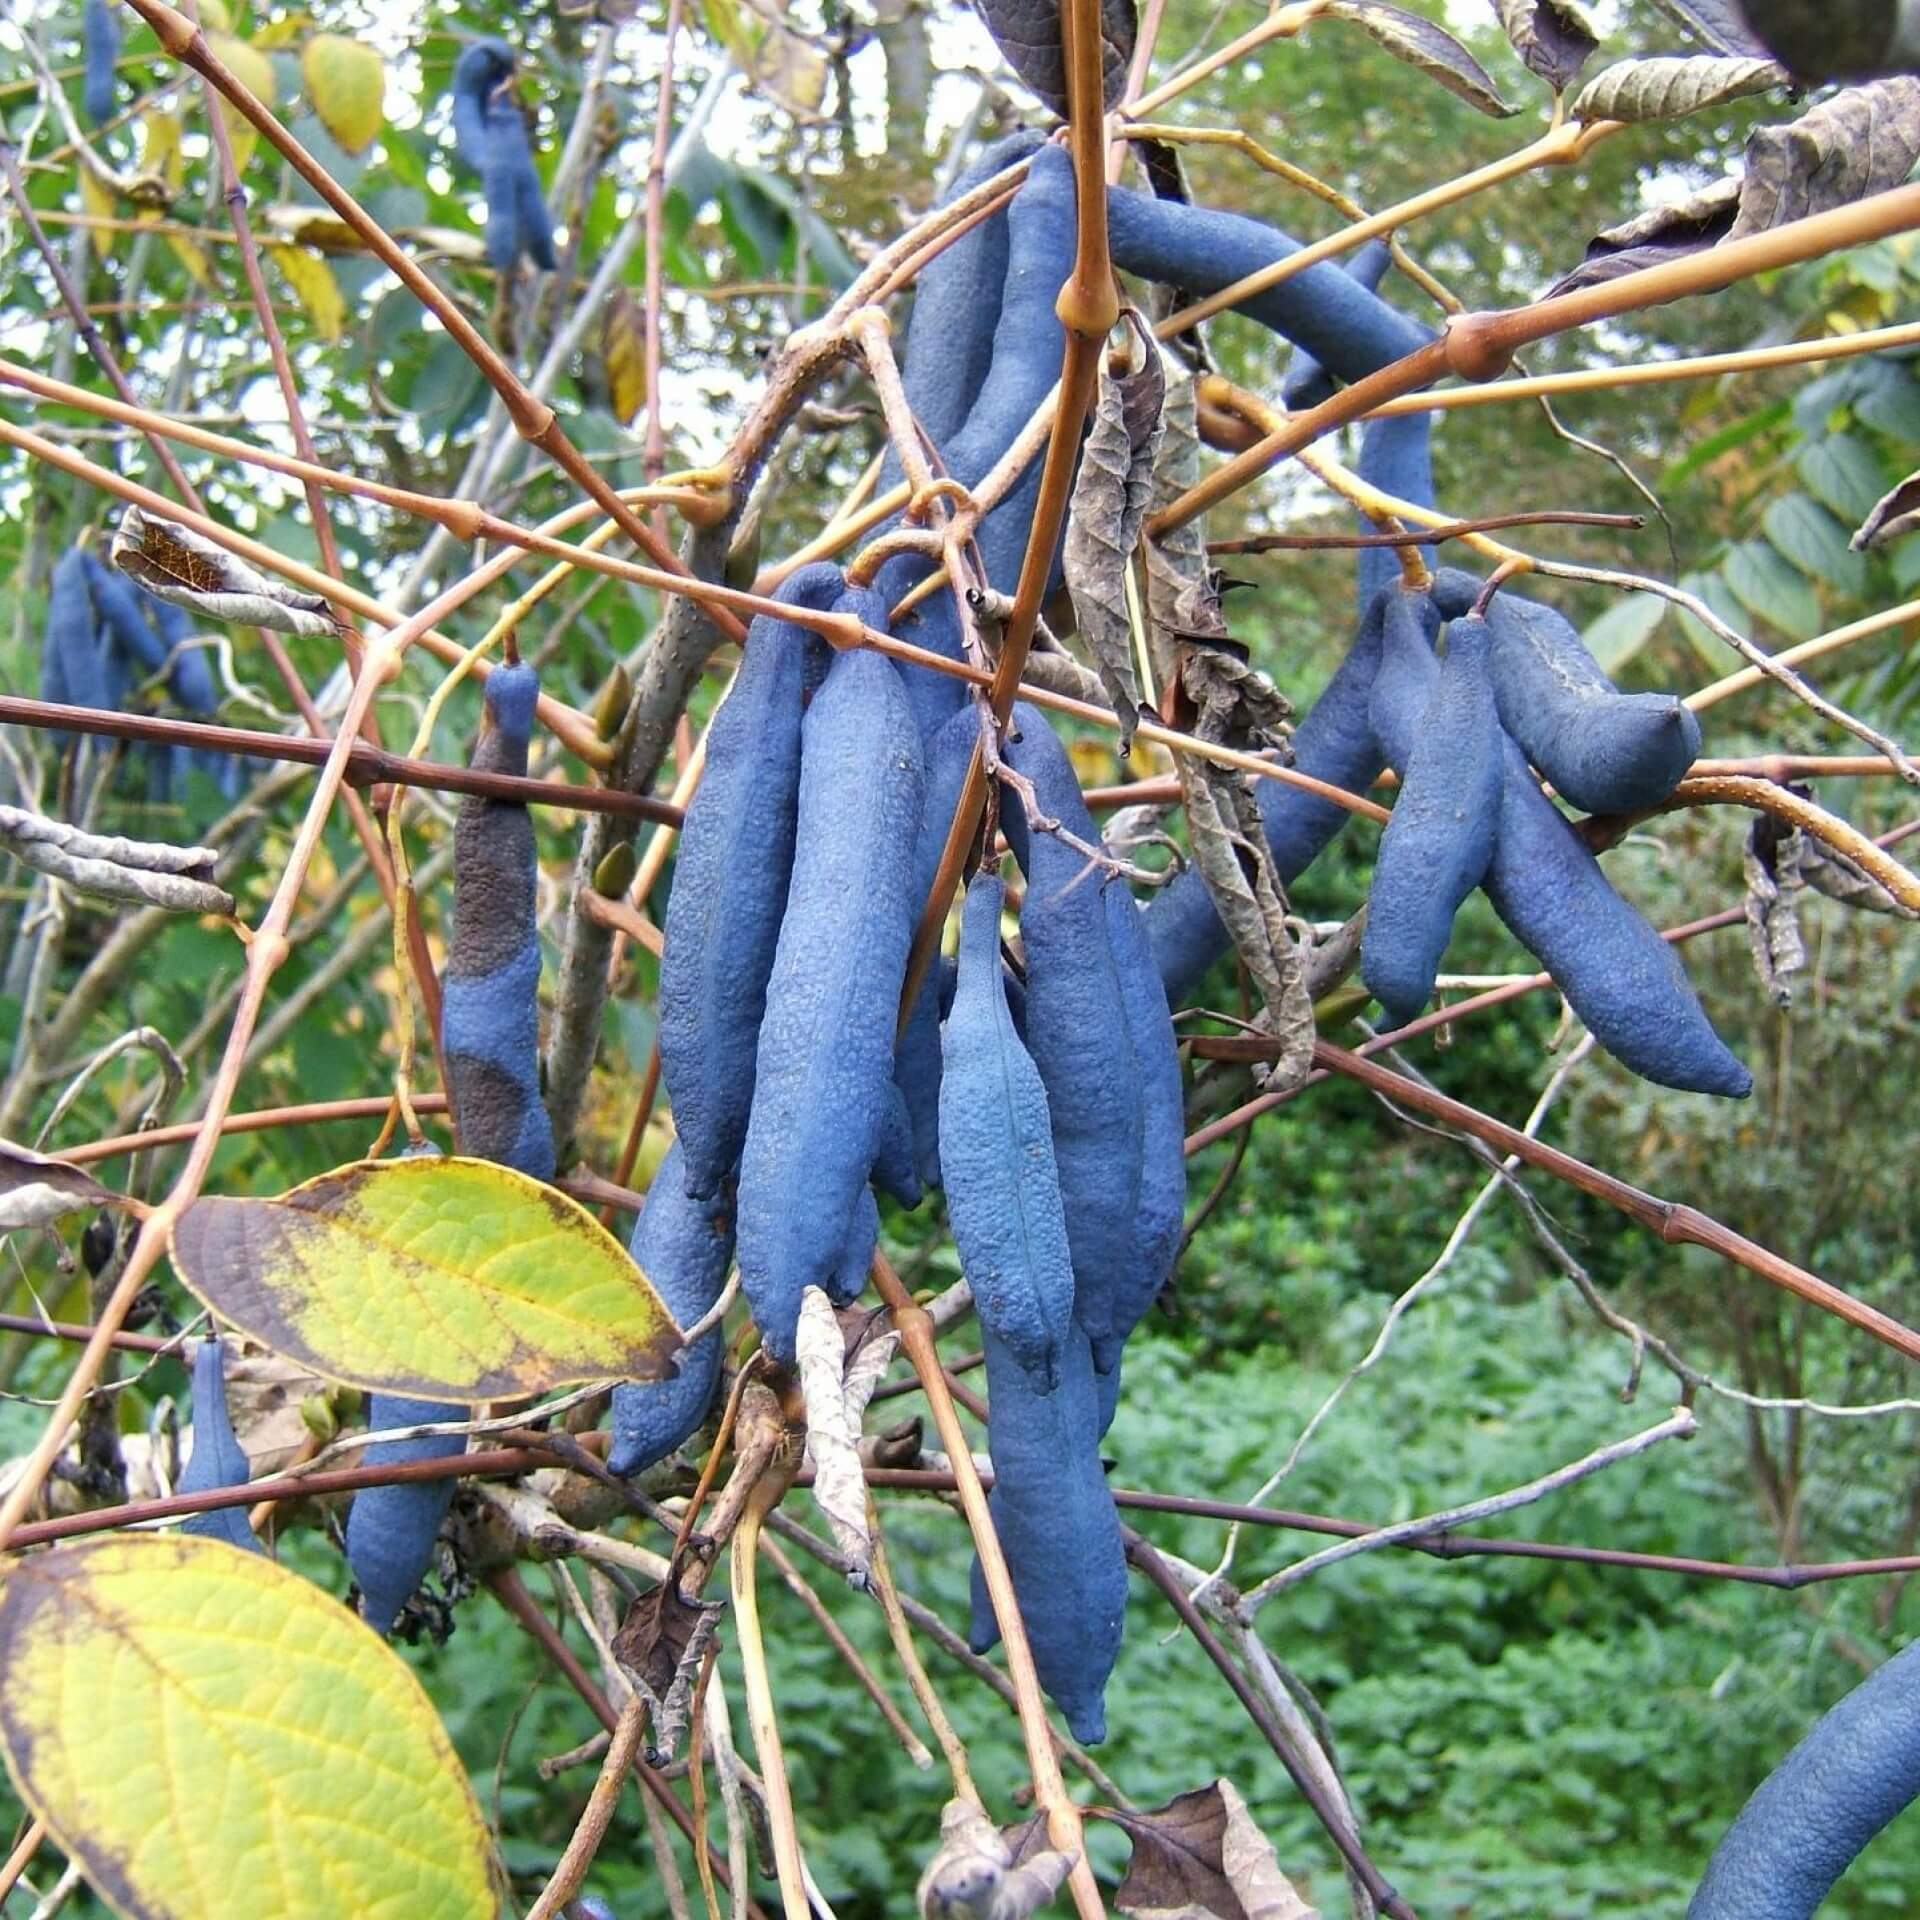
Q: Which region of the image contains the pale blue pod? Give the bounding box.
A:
[179,1338,262,1554]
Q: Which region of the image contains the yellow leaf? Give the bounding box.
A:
[207,35,276,175]
[141,110,184,200]
[251,10,313,49]
[703,0,763,65]
[195,0,232,31]
[751,22,829,117]
[0,1535,494,1920]
[79,167,118,259]
[266,241,346,340]
[165,231,214,288]
[301,33,384,155]
[603,287,647,425]
[169,1154,680,1400]
[264,203,367,252]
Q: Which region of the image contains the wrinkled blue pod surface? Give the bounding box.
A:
[659,563,844,1200]
[179,1338,262,1554]
[1282,240,1393,411]
[1001,704,1143,1373]
[451,40,555,272]
[939,874,1075,1391]
[736,648,926,1363]
[1690,1639,1920,1920]
[45,549,112,717]
[84,0,120,127]
[967,1323,1127,1746]
[608,1141,733,1478]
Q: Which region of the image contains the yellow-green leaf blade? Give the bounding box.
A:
[0,1535,495,1920]
[301,33,386,155]
[169,1155,679,1399]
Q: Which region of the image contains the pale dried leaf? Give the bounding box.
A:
[1851,468,1920,549]
[1064,327,1166,752]
[1646,0,1773,57]
[0,806,235,916]
[968,0,1136,117]
[1744,819,1807,1007]
[1493,0,1601,93]
[611,1572,725,1763]
[1728,79,1920,242]
[110,505,337,638]
[918,1798,1076,1920]
[1797,830,1920,918]
[0,1141,114,1234]
[797,1285,878,1584]
[1573,54,1785,124]
[842,1324,899,1427]
[1545,179,1740,295]
[1321,1,1515,117]
[1108,1778,1317,1919]
[1143,355,1211,686]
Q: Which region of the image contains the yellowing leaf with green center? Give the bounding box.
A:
[207,35,275,174]
[302,33,385,154]
[169,1155,679,1399]
[0,1535,495,1920]
[267,241,346,341]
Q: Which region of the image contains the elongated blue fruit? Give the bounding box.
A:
[1356,408,1437,618]
[349,664,558,1633]
[1144,600,1390,1002]
[1102,882,1186,1350]
[737,649,926,1364]
[825,1184,880,1308]
[1690,1640,1920,1919]
[940,875,1076,1391]
[1001,704,1144,1373]
[143,585,221,717]
[659,563,844,1201]
[608,1141,732,1478]
[1430,569,1701,814]
[1106,189,1433,384]
[896,703,985,1188]
[451,39,556,273]
[1367,594,1750,1097]
[44,549,112,717]
[873,1083,922,1210]
[84,0,120,126]
[1282,240,1393,412]
[179,1338,262,1553]
[1363,607,1502,1025]
[968,1323,1126,1745]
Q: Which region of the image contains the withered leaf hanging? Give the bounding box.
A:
[969,0,1136,119]
[1492,0,1602,95]
[111,505,338,639]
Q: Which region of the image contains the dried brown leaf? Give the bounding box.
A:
[1544,179,1740,295]
[1106,1778,1317,1919]
[1729,78,1920,241]
[1744,816,1808,1007]
[917,1798,1076,1920]
[1321,1,1515,117]
[968,0,1136,118]
[1143,356,1212,686]
[611,1571,725,1762]
[110,505,337,638]
[1064,324,1166,752]
[1493,0,1601,94]
[1572,53,1785,124]
[1850,467,1920,550]
[1646,0,1773,58]
[0,1141,114,1234]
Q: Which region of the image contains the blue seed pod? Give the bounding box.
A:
[45,549,113,717]
[967,1323,1127,1746]
[451,39,556,273]
[1362,608,1502,1026]
[1144,596,1390,1003]
[1000,705,1144,1374]
[142,582,221,717]
[178,1337,262,1554]
[83,0,120,127]
[939,874,1076,1392]
[824,1184,880,1308]
[83,552,168,675]
[872,1082,923,1210]
[659,563,844,1201]
[608,1141,733,1478]
[1689,1640,1920,1920]
[1355,410,1437,617]
[895,703,985,1189]
[1483,588,1701,815]
[350,665,557,1633]
[1282,240,1393,411]
[736,648,926,1365]
[1102,882,1186,1352]
[1105,188,1433,385]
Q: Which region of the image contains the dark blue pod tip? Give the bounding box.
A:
[483,662,541,749]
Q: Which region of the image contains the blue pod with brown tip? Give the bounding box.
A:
[967,1323,1126,1746]
[895,703,984,1189]
[939,874,1075,1392]
[1102,881,1186,1351]
[1362,608,1502,1026]
[1484,591,1700,814]
[659,563,843,1201]
[1689,1639,1920,1920]
[84,0,120,126]
[1000,705,1144,1373]
[349,666,557,1633]
[736,646,926,1364]
[179,1337,262,1554]
[608,1140,732,1478]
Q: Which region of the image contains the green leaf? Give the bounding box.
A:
[169,1154,679,1399]
[1582,591,1667,674]
[1676,568,1752,670]
[1799,431,1889,522]
[1763,493,1868,593]
[0,1535,494,1920]
[1851,359,1920,443]
[1721,538,1823,639]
